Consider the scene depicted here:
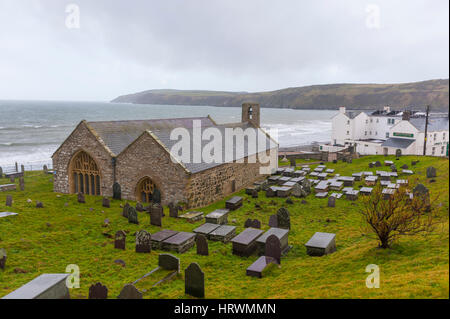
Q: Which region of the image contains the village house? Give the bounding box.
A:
[52,103,278,208]
[321,106,449,157]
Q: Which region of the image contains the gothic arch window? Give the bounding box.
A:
[70,151,101,195]
[136,177,156,203]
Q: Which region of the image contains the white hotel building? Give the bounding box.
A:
[321,106,449,157]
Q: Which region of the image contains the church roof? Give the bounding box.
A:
[85,117,277,174]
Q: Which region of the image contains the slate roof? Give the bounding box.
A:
[381,138,416,149]
[409,117,449,132]
[85,117,277,174]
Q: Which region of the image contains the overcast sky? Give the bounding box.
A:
[0,0,448,101]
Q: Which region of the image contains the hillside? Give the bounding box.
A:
[112,79,449,112]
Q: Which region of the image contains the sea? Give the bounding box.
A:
[0,100,335,169]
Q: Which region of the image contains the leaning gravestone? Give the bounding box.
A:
[327,196,336,208]
[77,193,85,204]
[117,284,143,299]
[0,248,6,269]
[6,195,12,207]
[114,230,126,250]
[265,234,281,264]
[122,203,130,218]
[102,197,110,208]
[135,230,151,253]
[268,215,278,228]
[196,234,208,256]
[150,203,163,227]
[88,282,108,299]
[159,253,180,272]
[277,207,290,230]
[19,177,25,191]
[113,182,121,200]
[128,206,139,224]
[168,202,179,218]
[426,167,437,178]
[185,262,204,298]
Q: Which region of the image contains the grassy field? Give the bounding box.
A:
[0,155,448,299]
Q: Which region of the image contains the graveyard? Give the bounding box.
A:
[0,155,448,299]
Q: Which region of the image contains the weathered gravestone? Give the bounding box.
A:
[102,197,110,208]
[244,218,252,228]
[135,202,144,212]
[401,164,409,169]
[291,184,306,198]
[268,214,278,228]
[196,234,208,256]
[117,284,142,299]
[426,166,437,178]
[77,193,85,204]
[19,177,25,191]
[113,182,121,200]
[327,196,336,207]
[301,178,311,194]
[390,164,397,172]
[276,207,290,230]
[150,203,163,227]
[395,149,402,157]
[128,206,139,224]
[36,201,44,208]
[251,189,258,198]
[135,230,151,253]
[265,234,281,264]
[159,253,180,272]
[0,248,6,270]
[5,195,12,207]
[114,230,126,250]
[43,165,48,174]
[185,263,204,298]
[122,203,130,218]
[88,282,108,299]
[168,202,179,218]
[152,189,161,204]
[375,161,381,167]
[265,187,276,197]
[251,219,261,229]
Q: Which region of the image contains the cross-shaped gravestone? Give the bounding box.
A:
[277,207,290,230]
[88,282,108,299]
[135,230,151,253]
[117,284,143,299]
[5,195,12,207]
[196,234,208,256]
[150,204,163,226]
[128,206,139,224]
[102,197,110,208]
[114,230,126,250]
[185,263,204,298]
[265,234,281,264]
[77,193,85,204]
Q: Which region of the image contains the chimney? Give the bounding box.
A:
[402,111,411,121]
[339,106,346,114]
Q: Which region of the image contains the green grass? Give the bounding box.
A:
[0,155,448,299]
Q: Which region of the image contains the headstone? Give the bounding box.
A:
[401,164,409,169]
[390,164,397,172]
[135,230,151,253]
[135,202,144,212]
[185,263,204,298]
[77,193,85,204]
[395,149,402,157]
[251,189,258,198]
[159,253,180,272]
[301,178,311,194]
[375,161,381,167]
[231,228,264,257]
[36,201,43,208]
[413,183,429,196]
[291,184,306,198]
[276,207,290,230]
[251,219,261,229]
[127,206,139,224]
[327,196,336,207]
[244,218,253,228]
[168,202,179,218]
[102,197,110,208]
[150,203,163,226]
[0,248,6,269]
[19,177,25,191]
[117,284,143,299]
[265,187,276,197]
[411,160,418,166]
[196,234,208,256]
[114,230,126,250]
[113,182,121,200]
[426,167,437,178]
[88,282,108,299]
[289,158,296,167]
[265,234,281,264]
[21,164,25,172]
[5,195,12,207]
[122,203,130,218]
[369,162,374,168]
[43,165,48,174]
[152,188,161,204]
[268,215,278,227]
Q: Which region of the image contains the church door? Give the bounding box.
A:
[136,177,156,203]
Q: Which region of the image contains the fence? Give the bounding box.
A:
[0,160,53,174]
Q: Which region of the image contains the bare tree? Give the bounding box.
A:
[359,183,438,249]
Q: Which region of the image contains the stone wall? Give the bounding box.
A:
[52,121,114,196]
[115,132,190,205]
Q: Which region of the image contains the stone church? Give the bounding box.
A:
[52,103,278,208]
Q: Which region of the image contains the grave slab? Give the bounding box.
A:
[225,196,243,210]
[305,232,336,256]
[208,225,236,242]
[246,256,277,278]
[179,211,204,223]
[205,209,229,224]
[0,212,18,218]
[231,228,264,257]
[193,223,221,237]
[162,232,196,254]
[151,229,178,250]
[2,274,70,299]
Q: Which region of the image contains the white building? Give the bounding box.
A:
[322,106,449,157]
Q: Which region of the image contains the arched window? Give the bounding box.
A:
[136,177,156,203]
[71,151,101,195]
